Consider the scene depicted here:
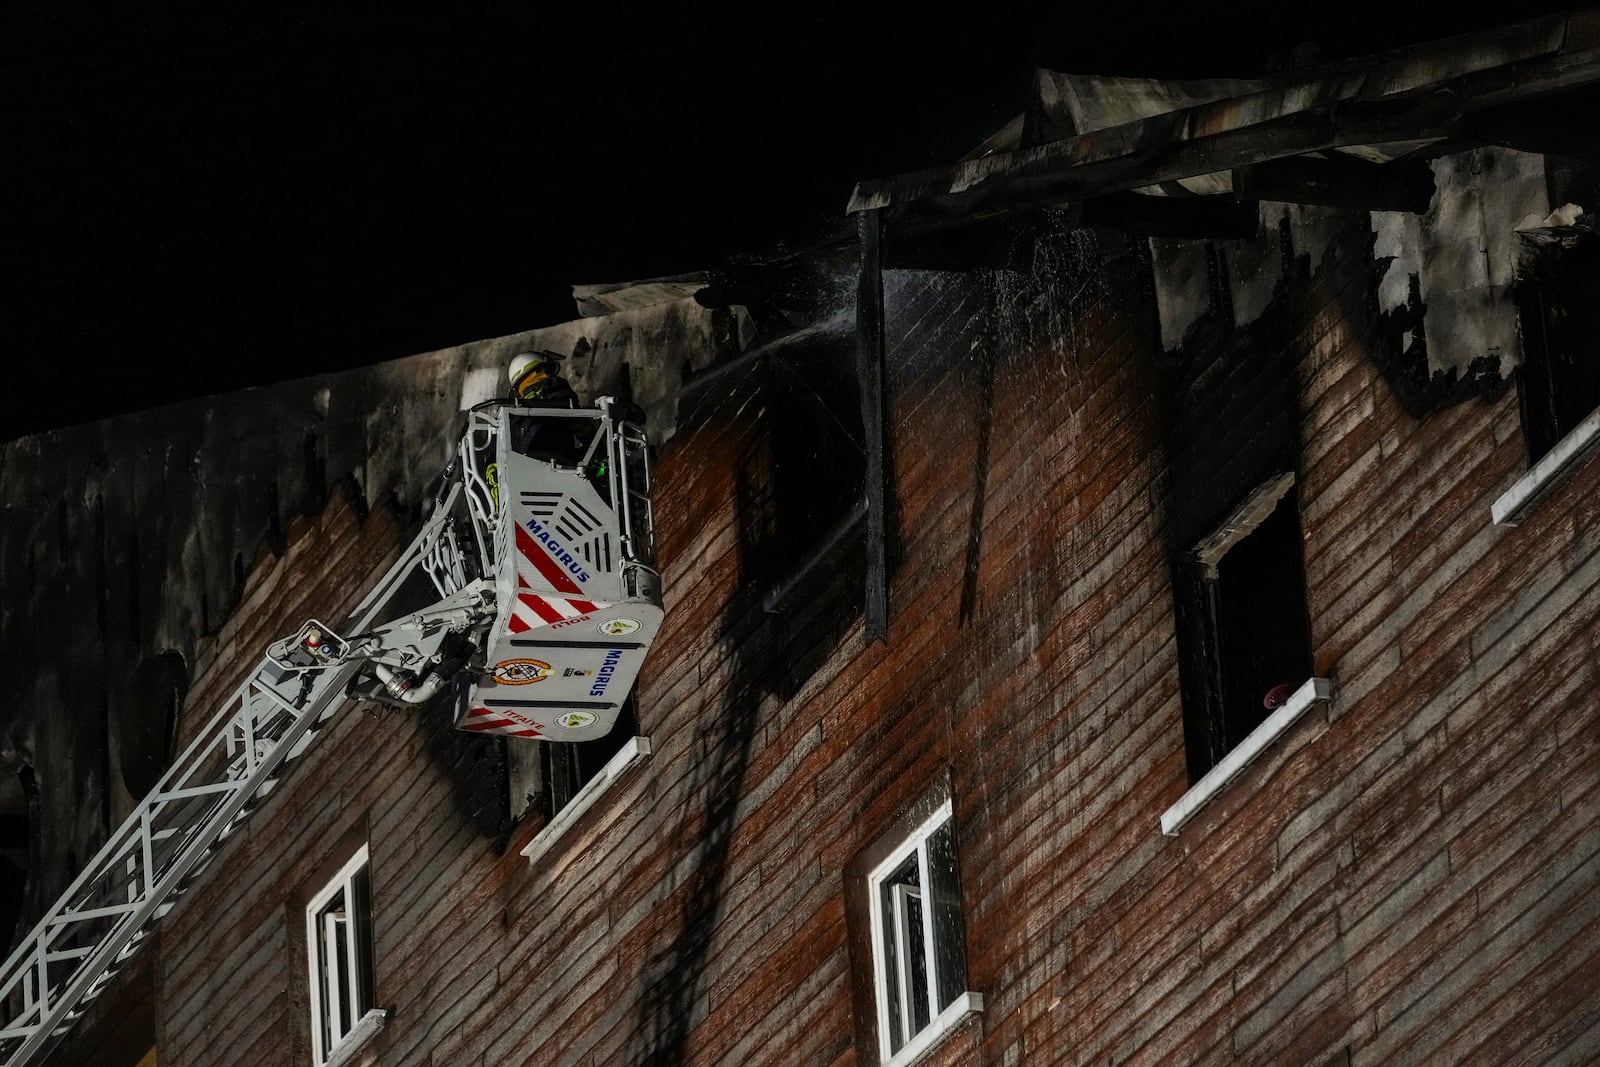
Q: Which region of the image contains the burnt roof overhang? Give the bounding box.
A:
[846,9,1600,228]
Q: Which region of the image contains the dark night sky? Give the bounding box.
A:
[6,3,1573,440]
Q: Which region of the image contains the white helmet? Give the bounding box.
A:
[508,350,566,387]
[507,352,542,386]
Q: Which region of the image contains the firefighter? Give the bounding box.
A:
[506,351,596,473]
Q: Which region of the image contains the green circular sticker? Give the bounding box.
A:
[556,711,598,729]
[598,617,641,636]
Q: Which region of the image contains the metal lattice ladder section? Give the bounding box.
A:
[0,486,467,1067]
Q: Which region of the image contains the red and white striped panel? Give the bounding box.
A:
[459,705,543,739]
[506,593,611,634]
[514,523,584,594]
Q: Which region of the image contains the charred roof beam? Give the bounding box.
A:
[848,94,1458,220]
[857,208,889,644]
[847,10,1600,222]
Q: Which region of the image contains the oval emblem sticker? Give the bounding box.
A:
[556,711,598,729]
[493,658,552,685]
[598,617,641,637]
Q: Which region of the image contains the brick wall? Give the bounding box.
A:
[72,208,1597,1065]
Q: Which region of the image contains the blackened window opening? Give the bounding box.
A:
[539,697,639,821]
[1515,230,1599,461]
[744,333,868,612]
[1183,486,1313,781]
[1216,488,1313,740]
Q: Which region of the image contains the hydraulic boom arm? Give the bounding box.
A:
[0,388,663,1066]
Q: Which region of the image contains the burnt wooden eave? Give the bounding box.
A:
[846,9,1600,223]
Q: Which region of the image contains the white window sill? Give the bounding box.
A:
[883,992,984,1067]
[1160,678,1332,836]
[324,1009,387,1067]
[1492,407,1599,526]
[520,736,652,866]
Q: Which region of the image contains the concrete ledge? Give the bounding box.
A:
[883,992,984,1067]
[1161,678,1333,837]
[1492,407,1599,526]
[520,736,652,866]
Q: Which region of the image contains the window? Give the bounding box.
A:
[539,699,640,821]
[863,799,981,1065]
[517,698,653,866]
[1496,223,1599,525]
[306,845,378,1066]
[1176,473,1314,783]
[1515,194,1598,463]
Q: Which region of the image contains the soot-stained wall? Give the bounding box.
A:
[0,293,743,957]
[20,143,1600,1067]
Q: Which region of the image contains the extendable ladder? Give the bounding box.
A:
[0,484,470,1066]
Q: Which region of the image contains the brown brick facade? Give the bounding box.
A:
[59,205,1598,1067]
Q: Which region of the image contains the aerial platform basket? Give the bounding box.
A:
[455,399,663,742]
